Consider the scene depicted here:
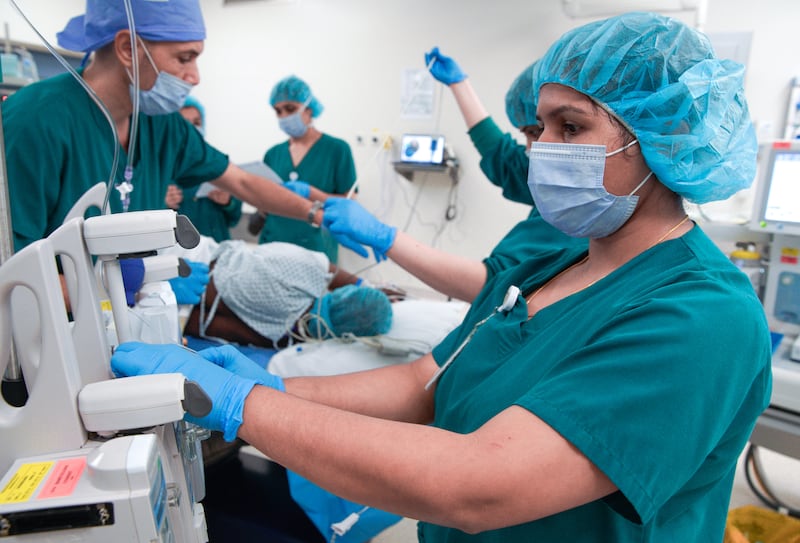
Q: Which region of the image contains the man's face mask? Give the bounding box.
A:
[527,140,652,238]
[128,40,193,116]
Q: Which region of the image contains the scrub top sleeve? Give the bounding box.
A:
[221,196,243,227]
[515,284,771,523]
[172,118,230,187]
[468,117,534,206]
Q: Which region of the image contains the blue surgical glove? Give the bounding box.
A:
[424,46,466,85]
[111,342,257,441]
[168,260,209,305]
[197,345,285,392]
[119,258,145,307]
[283,180,311,199]
[322,198,397,261]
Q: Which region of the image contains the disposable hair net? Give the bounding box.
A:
[211,241,331,342]
[313,285,392,338]
[57,0,205,53]
[270,75,324,118]
[531,11,757,204]
[505,61,538,129]
[183,96,205,128]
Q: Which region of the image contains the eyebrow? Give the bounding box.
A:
[537,104,593,121]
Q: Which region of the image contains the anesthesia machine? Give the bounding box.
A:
[0,204,214,542]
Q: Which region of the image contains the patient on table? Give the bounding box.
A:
[176,239,394,348]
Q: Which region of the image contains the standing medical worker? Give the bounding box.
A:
[165,96,243,243]
[323,58,584,302]
[250,75,356,263]
[3,0,325,255]
[112,12,771,542]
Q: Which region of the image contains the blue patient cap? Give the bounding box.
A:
[57,0,206,53]
[269,75,324,118]
[313,285,392,338]
[505,61,538,129]
[531,11,757,204]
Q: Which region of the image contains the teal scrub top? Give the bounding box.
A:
[468,116,587,279]
[260,133,356,262]
[3,71,229,251]
[468,116,533,206]
[422,226,771,542]
[177,184,242,242]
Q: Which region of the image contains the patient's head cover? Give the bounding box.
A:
[211,241,331,342]
[309,285,392,339]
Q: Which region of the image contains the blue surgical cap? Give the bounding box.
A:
[532,12,757,204]
[270,75,324,118]
[505,61,538,129]
[57,0,206,53]
[315,285,392,338]
[183,95,205,127]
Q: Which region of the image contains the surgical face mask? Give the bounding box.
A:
[527,140,652,238]
[278,99,311,138]
[128,41,193,116]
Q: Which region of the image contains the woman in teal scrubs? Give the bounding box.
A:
[112,12,772,543]
[255,75,356,263]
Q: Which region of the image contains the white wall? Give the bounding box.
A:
[0,0,797,289]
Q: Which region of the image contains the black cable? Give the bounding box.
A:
[743,444,800,518]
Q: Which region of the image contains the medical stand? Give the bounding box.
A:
[0,91,25,408]
[0,210,211,542]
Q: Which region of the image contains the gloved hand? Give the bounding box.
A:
[322,198,397,261]
[197,345,285,392]
[283,180,311,199]
[111,342,257,441]
[168,260,209,305]
[425,46,467,85]
[119,258,145,306]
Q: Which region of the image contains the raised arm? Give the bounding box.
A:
[425,47,489,130]
[322,198,487,302]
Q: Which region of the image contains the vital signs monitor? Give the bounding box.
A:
[751,140,800,236]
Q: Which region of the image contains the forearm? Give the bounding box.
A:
[212,164,321,225]
[283,355,436,422]
[449,79,490,130]
[328,264,361,289]
[239,385,474,528]
[388,231,486,302]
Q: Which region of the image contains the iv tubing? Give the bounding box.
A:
[123,0,139,201]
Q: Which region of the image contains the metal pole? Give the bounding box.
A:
[0,91,26,407]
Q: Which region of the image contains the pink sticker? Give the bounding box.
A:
[37,458,86,499]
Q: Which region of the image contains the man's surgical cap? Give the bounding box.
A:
[270,75,324,118]
[57,0,206,53]
[313,285,392,338]
[531,11,757,204]
[505,61,538,129]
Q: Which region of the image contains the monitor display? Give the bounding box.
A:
[751,141,800,235]
[399,134,445,164]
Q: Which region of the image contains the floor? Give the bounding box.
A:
[371,446,800,543]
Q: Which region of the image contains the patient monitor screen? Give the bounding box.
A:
[400,134,445,164]
[763,150,800,224]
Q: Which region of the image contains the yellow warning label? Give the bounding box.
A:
[0,462,54,504]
